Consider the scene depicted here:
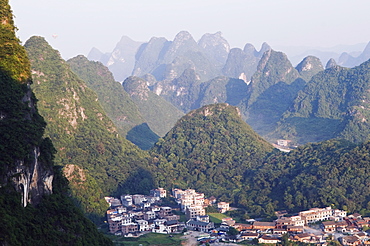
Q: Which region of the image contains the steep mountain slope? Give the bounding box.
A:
[132,36,171,78]
[195,76,248,109]
[275,60,370,144]
[150,103,273,201]
[0,1,111,244]
[123,76,184,136]
[133,31,219,82]
[0,0,52,208]
[67,55,159,150]
[25,36,153,216]
[242,50,306,136]
[198,31,230,68]
[326,58,337,69]
[222,42,271,82]
[151,68,202,112]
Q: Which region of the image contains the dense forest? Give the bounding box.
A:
[0,0,112,244]
[25,36,155,218]
[242,139,370,217]
[67,55,160,150]
[0,168,112,246]
[149,104,370,218]
[151,104,274,200]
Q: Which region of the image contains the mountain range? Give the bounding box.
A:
[87,31,370,146]
[3,0,370,243]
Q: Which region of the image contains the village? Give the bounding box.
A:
[105,188,370,245]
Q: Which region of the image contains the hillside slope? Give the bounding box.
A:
[68,55,159,150]
[0,1,112,244]
[150,103,273,201]
[274,60,370,144]
[25,36,153,217]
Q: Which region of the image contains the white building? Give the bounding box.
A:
[218,202,230,213]
[299,207,347,224]
[132,194,147,205]
[121,195,133,207]
[150,188,167,198]
[136,220,150,231]
[172,189,205,212]
[186,205,206,220]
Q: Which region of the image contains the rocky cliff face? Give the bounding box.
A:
[0,0,54,207]
[5,147,53,207]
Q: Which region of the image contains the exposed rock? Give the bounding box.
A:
[7,147,53,207]
[198,31,230,67]
[326,58,338,69]
[295,56,324,81]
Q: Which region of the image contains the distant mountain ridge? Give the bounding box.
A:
[87,31,370,148]
[88,36,143,82]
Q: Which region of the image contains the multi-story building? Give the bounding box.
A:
[186,220,214,232]
[121,195,133,207]
[144,211,156,220]
[299,207,346,225]
[172,188,205,212]
[158,207,172,218]
[186,204,206,220]
[150,188,167,198]
[121,223,138,235]
[132,194,147,205]
[136,220,150,231]
[218,202,230,213]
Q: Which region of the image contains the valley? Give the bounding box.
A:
[1,0,370,245]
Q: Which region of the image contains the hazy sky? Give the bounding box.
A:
[9,0,370,59]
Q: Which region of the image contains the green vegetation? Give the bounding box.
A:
[208,213,228,223]
[148,103,370,217]
[0,168,112,246]
[0,0,30,83]
[295,56,324,82]
[0,2,112,244]
[224,209,249,223]
[25,36,154,218]
[0,0,46,172]
[244,50,307,137]
[275,60,370,144]
[106,233,184,246]
[67,55,159,150]
[247,50,301,108]
[151,103,273,203]
[123,76,184,137]
[242,139,370,215]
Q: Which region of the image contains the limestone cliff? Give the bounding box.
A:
[0,0,53,206]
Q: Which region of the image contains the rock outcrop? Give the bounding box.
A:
[0,0,54,207]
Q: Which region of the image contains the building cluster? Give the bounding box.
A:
[321,213,370,245]
[223,207,370,245]
[105,188,231,236]
[106,190,370,246]
[106,188,185,236]
[172,188,220,231]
